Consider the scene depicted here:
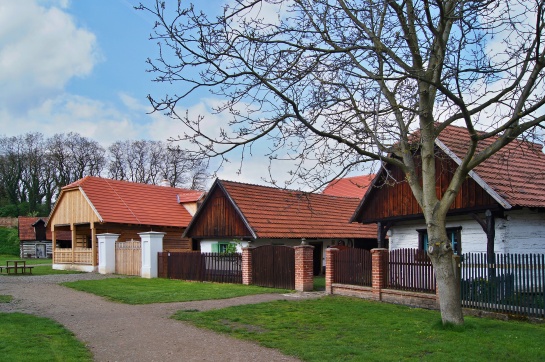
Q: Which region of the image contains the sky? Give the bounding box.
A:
[0,0,288,187]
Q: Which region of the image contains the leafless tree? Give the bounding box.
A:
[139,0,545,324]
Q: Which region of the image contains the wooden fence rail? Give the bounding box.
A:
[158,252,242,284]
[333,248,372,287]
[115,240,141,276]
[388,248,436,294]
[461,253,545,318]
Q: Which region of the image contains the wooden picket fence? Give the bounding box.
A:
[158,252,242,283]
[333,248,372,287]
[115,240,141,276]
[388,248,436,293]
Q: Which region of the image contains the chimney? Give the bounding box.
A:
[160,179,170,187]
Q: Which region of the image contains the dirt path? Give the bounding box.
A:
[0,274,323,361]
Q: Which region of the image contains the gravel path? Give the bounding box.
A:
[0,273,324,361]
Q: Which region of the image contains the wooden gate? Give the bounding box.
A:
[115,240,141,276]
[252,245,295,289]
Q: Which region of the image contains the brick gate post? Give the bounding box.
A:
[294,245,315,292]
[325,247,339,294]
[97,233,119,274]
[242,247,254,285]
[371,248,388,301]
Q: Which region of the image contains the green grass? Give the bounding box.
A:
[0,312,92,361]
[0,254,53,265]
[0,254,79,276]
[63,278,291,304]
[174,296,545,361]
[313,276,325,291]
[0,295,12,303]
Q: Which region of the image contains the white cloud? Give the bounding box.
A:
[0,0,100,111]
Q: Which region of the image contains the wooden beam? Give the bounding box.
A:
[51,226,56,263]
[71,223,76,264]
[91,221,97,266]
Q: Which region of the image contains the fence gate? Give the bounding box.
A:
[252,245,295,289]
[115,240,141,276]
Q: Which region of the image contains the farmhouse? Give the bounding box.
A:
[47,176,203,272]
[183,179,377,275]
[351,125,545,255]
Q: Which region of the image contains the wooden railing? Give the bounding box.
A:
[53,248,93,264]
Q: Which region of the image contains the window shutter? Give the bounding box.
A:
[211,242,219,253]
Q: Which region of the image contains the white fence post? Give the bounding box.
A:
[97,233,120,274]
[139,231,165,278]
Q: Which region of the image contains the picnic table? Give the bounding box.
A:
[0,260,34,274]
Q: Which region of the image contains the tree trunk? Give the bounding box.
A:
[428,227,464,325]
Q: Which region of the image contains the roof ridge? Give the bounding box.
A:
[220,178,361,200]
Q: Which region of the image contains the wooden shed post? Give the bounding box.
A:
[91,222,97,267]
[51,227,56,262]
[71,223,76,264]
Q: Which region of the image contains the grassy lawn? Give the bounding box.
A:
[0,295,12,303]
[0,254,52,265]
[63,278,291,304]
[313,276,325,291]
[0,312,92,361]
[0,254,80,276]
[174,296,545,361]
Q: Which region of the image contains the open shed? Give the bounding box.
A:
[47,176,202,272]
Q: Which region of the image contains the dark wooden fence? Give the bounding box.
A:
[252,245,295,289]
[333,248,372,287]
[158,252,242,284]
[461,253,545,318]
[388,248,436,293]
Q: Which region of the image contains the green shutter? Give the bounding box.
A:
[211,242,219,253]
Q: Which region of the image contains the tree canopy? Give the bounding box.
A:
[139,0,545,324]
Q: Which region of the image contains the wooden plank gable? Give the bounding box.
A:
[48,188,101,227]
[184,185,253,239]
[354,148,500,223]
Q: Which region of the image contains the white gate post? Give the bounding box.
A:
[139,231,165,278]
[97,233,120,274]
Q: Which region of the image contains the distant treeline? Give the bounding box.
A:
[0,132,208,217]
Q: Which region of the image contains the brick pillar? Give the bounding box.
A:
[97,233,119,274]
[371,248,388,301]
[294,245,314,292]
[242,247,253,285]
[325,248,339,294]
[139,231,165,278]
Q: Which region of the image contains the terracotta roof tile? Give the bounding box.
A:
[18,216,71,241]
[177,191,205,203]
[322,175,375,199]
[220,180,376,239]
[438,125,545,208]
[61,176,194,227]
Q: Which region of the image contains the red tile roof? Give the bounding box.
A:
[218,180,376,239]
[322,175,375,199]
[18,216,71,241]
[59,176,195,227]
[437,125,545,208]
[177,191,205,203]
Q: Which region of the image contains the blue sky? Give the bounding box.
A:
[0,0,290,186]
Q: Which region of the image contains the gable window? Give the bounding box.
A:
[417,227,462,255]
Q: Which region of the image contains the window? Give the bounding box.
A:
[417,227,462,254]
[211,242,230,253]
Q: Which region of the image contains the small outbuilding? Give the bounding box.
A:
[183,179,377,275]
[47,176,203,272]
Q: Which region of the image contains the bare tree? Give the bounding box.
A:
[139,0,545,324]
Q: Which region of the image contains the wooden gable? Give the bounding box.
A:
[48,188,101,227]
[184,184,253,239]
[354,148,500,223]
